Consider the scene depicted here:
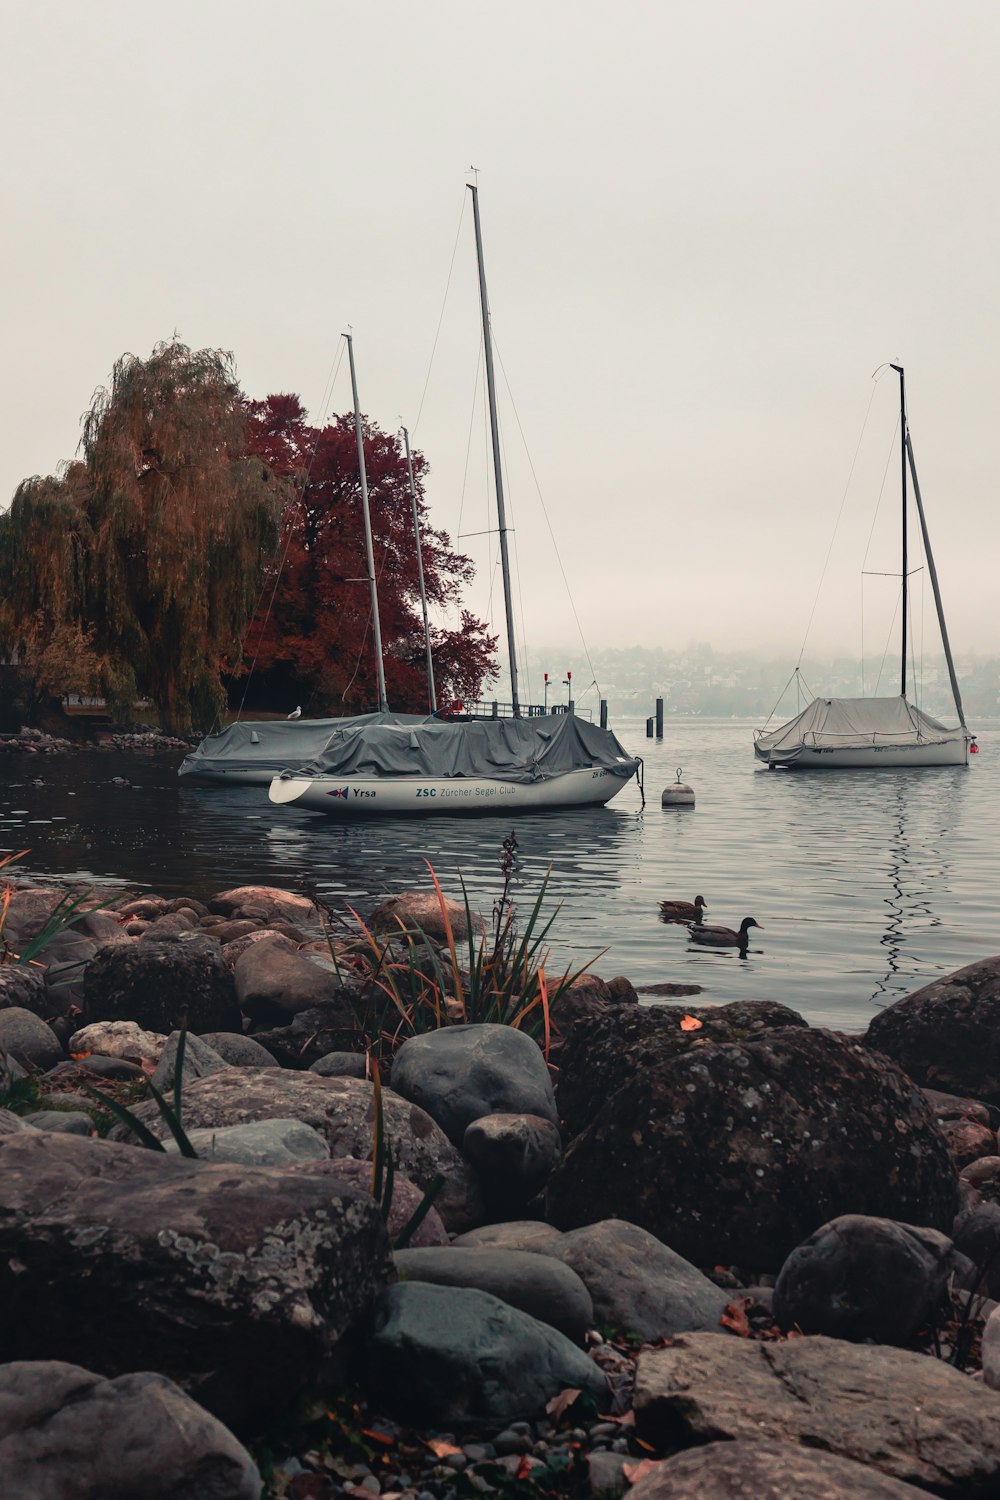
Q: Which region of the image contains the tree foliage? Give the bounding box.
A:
[0,342,287,732]
[237,395,497,713]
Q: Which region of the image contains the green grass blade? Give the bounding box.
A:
[81,1083,167,1152]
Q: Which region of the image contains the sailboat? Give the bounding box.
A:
[267,186,641,817]
[754,366,973,770]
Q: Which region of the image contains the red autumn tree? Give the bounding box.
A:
[235,395,497,713]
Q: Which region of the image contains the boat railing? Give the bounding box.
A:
[461,700,593,722]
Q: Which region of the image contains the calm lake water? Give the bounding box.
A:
[2,717,996,1032]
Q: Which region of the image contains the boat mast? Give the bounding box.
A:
[905,430,967,729]
[468,182,520,718]
[345,333,388,712]
[402,425,438,714]
[891,364,908,698]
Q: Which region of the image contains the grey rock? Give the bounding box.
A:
[0,1360,261,1500]
[628,1440,928,1499]
[83,933,242,1035]
[367,1281,607,1424]
[40,931,100,1011]
[221,929,296,966]
[984,1304,1000,1393]
[775,1214,955,1344]
[68,1019,167,1063]
[392,1024,556,1146]
[0,1108,37,1134]
[163,1118,330,1166]
[394,1246,593,1342]
[310,1051,370,1078]
[0,1007,63,1071]
[249,1005,362,1069]
[547,1219,730,1339]
[587,1450,631,1497]
[199,1031,280,1068]
[66,1053,144,1080]
[234,935,357,1024]
[107,1067,484,1232]
[139,911,201,940]
[210,886,317,926]
[866,955,1000,1106]
[0,966,48,1015]
[23,1110,93,1136]
[923,1086,995,1126]
[634,1332,1000,1495]
[0,887,66,947]
[450,1220,566,1253]
[462,1113,562,1200]
[953,1202,1000,1298]
[0,1129,392,1434]
[151,1030,231,1093]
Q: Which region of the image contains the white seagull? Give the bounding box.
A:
[286,706,302,720]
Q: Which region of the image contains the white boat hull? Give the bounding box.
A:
[754,738,970,769]
[268,763,639,816]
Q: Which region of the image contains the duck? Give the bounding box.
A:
[659,895,708,924]
[688,917,762,947]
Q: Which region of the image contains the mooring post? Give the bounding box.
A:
[600,699,608,729]
[656,698,664,739]
[646,717,654,738]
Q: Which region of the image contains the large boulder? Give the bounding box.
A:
[634,1332,1000,1495]
[247,1005,364,1068]
[547,1027,960,1269]
[0,1007,63,1071]
[151,1031,231,1093]
[368,890,482,943]
[865,956,1000,1105]
[546,1219,731,1340]
[773,1215,956,1343]
[0,1130,392,1434]
[162,1118,331,1167]
[322,1157,450,1247]
[391,1023,556,1146]
[628,1441,929,1500]
[462,1113,563,1206]
[393,1246,594,1342]
[83,933,242,1035]
[234,935,358,1025]
[555,999,809,1141]
[0,1360,261,1500]
[107,1067,484,1232]
[198,1032,279,1068]
[366,1282,606,1424]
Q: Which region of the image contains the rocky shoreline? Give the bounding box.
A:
[2,875,1000,1498]
[0,725,191,754]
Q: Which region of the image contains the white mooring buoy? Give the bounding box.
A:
[661,766,695,807]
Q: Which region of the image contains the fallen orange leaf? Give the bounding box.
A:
[545,1386,582,1419]
[426,1439,462,1459]
[680,1014,703,1031]
[624,1459,661,1485]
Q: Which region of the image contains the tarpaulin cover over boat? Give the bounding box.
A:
[293,713,638,784]
[754,696,967,765]
[178,712,428,782]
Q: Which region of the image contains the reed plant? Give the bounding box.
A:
[329,834,602,1063]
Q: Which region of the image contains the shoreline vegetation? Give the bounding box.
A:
[2,852,1000,1497]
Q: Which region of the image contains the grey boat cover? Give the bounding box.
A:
[178,711,428,782]
[754,695,965,764]
[288,713,639,784]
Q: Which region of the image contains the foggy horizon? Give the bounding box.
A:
[3,1,998,670]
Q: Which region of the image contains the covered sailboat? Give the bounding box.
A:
[269,712,640,816]
[178,711,428,785]
[268,184,640,817]
[754,696,968,769]
[755,365,973,771]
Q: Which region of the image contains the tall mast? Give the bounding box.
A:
[402,425,437,714]
[905,431,967,728]
[345,333,388,712]
[468,182,520,717]
[891,364,908,698]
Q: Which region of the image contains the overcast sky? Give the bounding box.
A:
[3,0,998,696]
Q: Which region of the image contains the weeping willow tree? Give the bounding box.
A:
[0,342,287,733]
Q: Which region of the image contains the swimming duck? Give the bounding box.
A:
[688,917,762,947]
[659,895,708,924]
